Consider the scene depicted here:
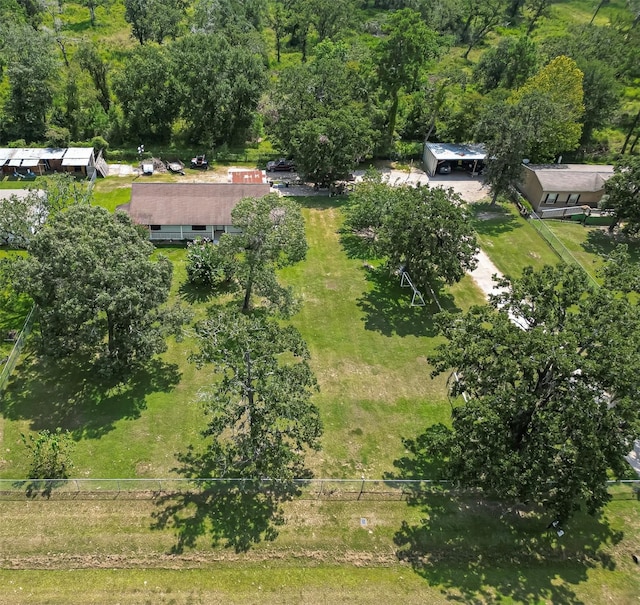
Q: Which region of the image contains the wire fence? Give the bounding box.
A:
[1,477,638,502]
[0,305,36,395]
[529,211,600,288]
[0,478,452,501]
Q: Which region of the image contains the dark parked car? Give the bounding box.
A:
[267,158,295,172]
[190,155,209,169]
[437,162,451,174]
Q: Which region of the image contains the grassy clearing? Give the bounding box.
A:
[544,220,640,279]
[0,487,638,603]
[0,197,483,480]
[471,201,561,277]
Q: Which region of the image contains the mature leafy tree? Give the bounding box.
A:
[510,56,584,162]
[473,36,537,93]
[459,0,506,59]
[190,309,322,482]
[268,40,378,167]
[79,0,111,26]
[192,0,267,34]
[0,174,88,248]
[286,0,313,61]
[2,25,57,142]
[437,93,485,145]
[524,0,556,35]
[308,0,354,41]
[124,0,187,44]
[113,45,178,142]
[427,263,640,521]
[603,156,640,234]
[0,191,47,248]
[172,33,267,146]
[14,205,186,373]
[380,185,478,288]
[268,0,288,62]
[22,428,74,480]
[342,169,398,250]
[76,42,111,113]
[220,193,307,315]
[186,238,236,288]
[16,0,44,28]
[579,59,620,145]
[377,9,440,144]
[289,110,375,185]
[477,102,529,205]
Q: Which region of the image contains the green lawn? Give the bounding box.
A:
[472,201,561,277]
[0,197,484,480]
[0,486,638,604]
[2,195,640,603]
[544,220,640,280]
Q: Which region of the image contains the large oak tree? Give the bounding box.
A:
[14,205,186,374]
[427,263,640,521]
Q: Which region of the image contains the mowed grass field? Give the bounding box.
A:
[472,201,561,277]
[0,195,484,479]
[1,187,640,603]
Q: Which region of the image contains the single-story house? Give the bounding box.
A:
[0,147,105,177]
[118,182,271,241]
[517,163,614,213]
[423,142,486,176]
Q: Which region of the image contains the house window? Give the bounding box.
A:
[568,193,580,205]
[191,225,206,231]
[150,225,161,231]
[545,193,558,204]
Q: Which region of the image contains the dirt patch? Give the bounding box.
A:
[476,212,506,221]
[2,549,400,570]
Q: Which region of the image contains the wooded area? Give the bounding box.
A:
[1,0,639,166]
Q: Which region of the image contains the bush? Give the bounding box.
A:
[186,238,235,288]
[91,136,109,158]
[45,126,71,148]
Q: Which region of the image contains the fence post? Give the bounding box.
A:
[358,475,365,501]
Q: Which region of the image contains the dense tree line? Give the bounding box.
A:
[0,0,639,161]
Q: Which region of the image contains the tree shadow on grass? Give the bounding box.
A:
[1,352,181,439]
[583,229,640,263]
[471,202,522,238]
[152,446,301,553]
[339,230,381,261]
[386,431,623,604]
[357,267,460,337]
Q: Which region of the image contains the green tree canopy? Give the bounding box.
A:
[14,205,187,374]
[113,44,179,143]
[190,309,322,482]
[172,33,267,146]
[377,9,441,144]
[2,25,57,142]
[509,55,585,162]
[603,156,640,235]
[380,185,478,288]
[427,263,640,521]
[220,193,307,315]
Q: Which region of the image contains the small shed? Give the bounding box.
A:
[423,142,486,176]
[118,182,271,241]
[61,147,96,176]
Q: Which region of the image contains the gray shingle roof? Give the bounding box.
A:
[527,164,614,192]
[119,182,271,226]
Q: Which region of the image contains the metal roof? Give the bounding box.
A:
[40,148,66,159]
[64,147,94,160]
[425,142,486,161]
[0,148,16,161]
